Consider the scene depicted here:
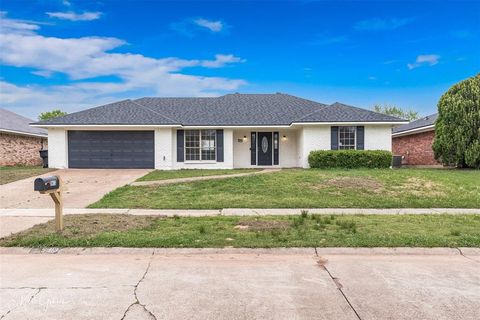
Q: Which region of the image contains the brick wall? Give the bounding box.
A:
[0,132,47,166]
[392,130,440,165]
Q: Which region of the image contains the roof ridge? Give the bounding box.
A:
[295,103,330,122]
[130,99,180,124]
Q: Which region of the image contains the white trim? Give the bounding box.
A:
[181,125,291,129]
[32,121,408,129]
[292,121,408,126]
[392,125,435,137]
[184,161,217,164]
[0,128,47,138]
[31,124,181,128]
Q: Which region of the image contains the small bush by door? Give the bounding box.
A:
[308,150,392,168]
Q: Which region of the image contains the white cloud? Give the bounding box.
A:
[200,54,245,68]
[194,18,224,32]
[0,11,40,34]
[46,11,102,21]
[62,0,72,6]
[355,17,413,31]
[407,54,440,70]
[0,12,246,115]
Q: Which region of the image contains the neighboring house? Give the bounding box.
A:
[392,113,440,166]
[32,93,406,169]
[0,108,48,166]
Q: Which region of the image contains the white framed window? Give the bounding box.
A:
[338,126,356,150]
[185,130,216,161]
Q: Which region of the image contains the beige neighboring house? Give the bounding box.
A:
[0,108,48,166]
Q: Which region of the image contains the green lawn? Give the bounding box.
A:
[137,168,260,181]
[90,168,480,209]
[0,166,54,185]
[2,213,479,248]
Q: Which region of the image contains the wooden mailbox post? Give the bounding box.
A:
[34,176,63,232]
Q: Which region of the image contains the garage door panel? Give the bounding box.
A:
[68,131,154,169]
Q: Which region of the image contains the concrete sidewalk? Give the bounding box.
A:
[1,248,479,320]
[1,207,479,217]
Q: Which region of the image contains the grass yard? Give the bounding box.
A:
[137,168,260,181]
[0,166,54,185]
[90,168,480,209]
[1,213,479,248]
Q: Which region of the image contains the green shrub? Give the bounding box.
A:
[308,150,392,168]
[433,74,480,168]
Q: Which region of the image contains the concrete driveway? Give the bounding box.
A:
[0,169,150,209]
[0,248,479,320]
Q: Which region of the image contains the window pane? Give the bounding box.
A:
[200,130,216,160]
[184,129,217,161]
[339,126,356,150]
[185,130,200,160]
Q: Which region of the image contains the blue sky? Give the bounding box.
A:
[1,0,479,118]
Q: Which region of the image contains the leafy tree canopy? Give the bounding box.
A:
[373,104,419,121]
[433,74,480,168]
[38,109,67,121]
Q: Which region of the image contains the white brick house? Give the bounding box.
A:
[32,94,406,169]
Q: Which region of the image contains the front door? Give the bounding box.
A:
[257,132,273,166]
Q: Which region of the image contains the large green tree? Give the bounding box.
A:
[38,109,67,121]
[433,74,480,168]
[373,104,419,121]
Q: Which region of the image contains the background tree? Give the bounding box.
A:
[433,74,480,168]
[373,104,419,121]
[38,109,67,121]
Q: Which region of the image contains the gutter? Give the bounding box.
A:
[31,121,409,129]
[392,125,435,137]
[0,128,47,138]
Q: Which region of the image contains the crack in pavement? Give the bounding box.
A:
[121,251,156,320]
[456,247,479,264]
[315,250,362,320]
[0,287,43,320]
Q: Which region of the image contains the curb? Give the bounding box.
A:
[1,247,478,256]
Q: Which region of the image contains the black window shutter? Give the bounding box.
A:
[356,126,365,150]
[250,132,256,165]
[273,132,279,165]
[216,130,224,162]
[331,126,339,150]
[176,130,184,162]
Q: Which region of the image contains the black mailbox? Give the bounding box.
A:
[34,176,60,192]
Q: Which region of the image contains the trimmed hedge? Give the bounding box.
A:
[308,150,392,169]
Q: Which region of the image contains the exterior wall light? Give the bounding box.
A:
[243,136,248,142]
[282,135,287,141]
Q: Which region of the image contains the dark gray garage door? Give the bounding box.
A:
[68,131,154,168]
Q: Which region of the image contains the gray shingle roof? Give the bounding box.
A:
[0,108,47,137]
[392,113,438,134]
[34,93,406,126]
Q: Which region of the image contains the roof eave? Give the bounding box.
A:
[0,128,47,138]
[30,124,182,128]
[291,120,409,126]
[392,125,435,137]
